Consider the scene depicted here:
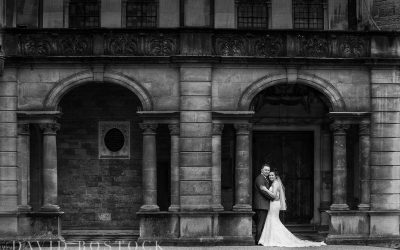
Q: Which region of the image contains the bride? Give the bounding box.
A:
[258,170,327,247]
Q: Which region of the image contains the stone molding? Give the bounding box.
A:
[39,123,60,135]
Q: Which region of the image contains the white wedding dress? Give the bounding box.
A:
[258,181,326,247]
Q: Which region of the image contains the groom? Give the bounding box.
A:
[253,163,275,244]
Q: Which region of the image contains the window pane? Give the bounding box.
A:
[237,0,268,29]
[126,0,158,28]
[293,0,324,29]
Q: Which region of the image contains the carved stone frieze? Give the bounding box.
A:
[253,34,284,57]
[215,35,247,56]
[58,35,92,55]
[338,35,369,58]
[145,34,178,56]
[18,35,53,56]
[105,34,139,55]
[297,34,329,57]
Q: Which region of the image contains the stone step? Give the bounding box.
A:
[61,230,139,243]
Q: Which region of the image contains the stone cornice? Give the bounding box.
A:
[17,110,62,123]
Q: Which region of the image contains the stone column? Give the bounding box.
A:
[330,122,349,211]
[358,120,371,210]
[17,123,31,211]
[233,123,252,211]
[212,123,224,211]
[320,129,332,225]
[39,122,60,211]
[139,123,159,211]
[168,123,180,212]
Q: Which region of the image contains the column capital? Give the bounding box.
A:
[359,122,370,135]
[18,123,30,135]
[39,123,60,135]
[168,123,180,135]
[139,123,158,134]
[330,122,349,135]
[234,123,252,134]
[212,123,224,135]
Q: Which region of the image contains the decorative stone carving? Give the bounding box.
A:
[140,123,158,134]
[215,35,247,56]
[18,123,30,135]
[253,34,284,57]
[297,34,329,57]
[58,35,92,55]
[329,122,349,135]
[234,123,251,134]
[145,35,178,56]
[39,123,60,135]
[338,35,368,58]
[18,35,53,56]
[212,123,224,135]
[168,123,180,135]
[359,122,370,135]
[105,34,139,55]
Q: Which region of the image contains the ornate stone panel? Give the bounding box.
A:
[98,121,130,159]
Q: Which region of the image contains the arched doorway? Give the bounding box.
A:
[57,82,144,230]
[250,83,331,224]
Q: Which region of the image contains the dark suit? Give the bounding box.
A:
[253,174,274,244]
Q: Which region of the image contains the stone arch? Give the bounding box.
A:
[44,70,153,110]
[238,72,346,112]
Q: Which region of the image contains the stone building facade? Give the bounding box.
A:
[0,0,400,247]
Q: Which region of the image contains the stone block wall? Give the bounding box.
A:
[57,83,144,229]
[372,0,400,30]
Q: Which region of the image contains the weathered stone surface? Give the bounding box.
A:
[0,195,17,211]
[181,81,211,96]
[180,96,211,110]
[184,0,211,27]
[180,167,212,180]
[371,124,400,137]
[371,138,400,151]
[371,165,400,179]
[180,152,212,167]
[180,123,212,137]
[214,0,235,29]
[0,152,17,166]
[180,216,212,237]
[371,151,400,165]
[329,213,369,235]
[218,214,253,237]
[0,82,17,96]
[0,217,17,235]
[0,180,17,195]
[42,0,64,28]
[180,180,212,195]
[159,0,180,28]
[0,111,16,122]
[101,0,122,28]
[0,97,17,110]
[372,98,400,111]
[180,111,211,122]
[370,194,400,210]
[372,84,400,97]
[180,138,212,151]
[372,112,400,123]
[180,195,212,206]
[0,167,17,180]
[371,180,400,193]
[370,215,400,236]
[0,137,16,151]
[272,0,293,29]
[180,67,212,82]
[371,69,400,84]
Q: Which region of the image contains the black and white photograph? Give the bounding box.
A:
[0,0,399,249]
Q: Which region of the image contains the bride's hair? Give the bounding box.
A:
[270,169,287,211]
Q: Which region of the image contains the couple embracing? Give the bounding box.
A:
[254,164,326,247]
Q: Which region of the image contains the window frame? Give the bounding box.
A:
[292,0,325,30]
[68,0,101,28]
[236,0,270,29]
[124,0,159,28]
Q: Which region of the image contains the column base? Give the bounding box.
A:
[40,204,60,212]
[357,204,370,211]
[330,203,349,211]
[232,204,252,212]
[212,204,224,212]
[140,204,160,212]
[168,205,180,212]
[18,205,32,212]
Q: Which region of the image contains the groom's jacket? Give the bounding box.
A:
[253,174,274,210]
